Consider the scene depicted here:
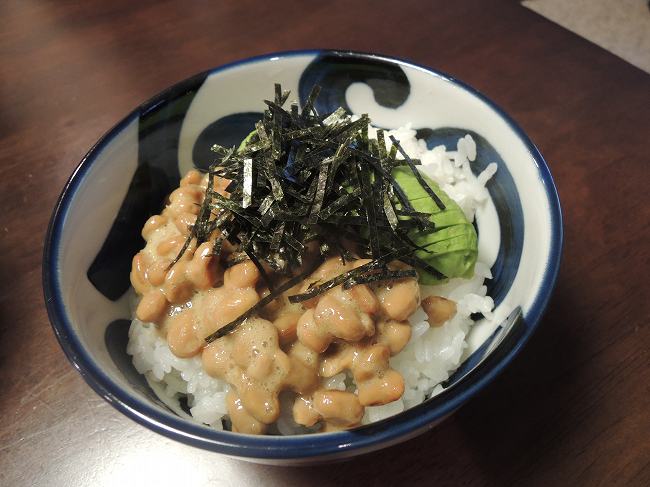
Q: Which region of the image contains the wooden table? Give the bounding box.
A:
[1,1,648,485]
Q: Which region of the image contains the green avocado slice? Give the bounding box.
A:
[237,130,258,152]
[392,166,478,284]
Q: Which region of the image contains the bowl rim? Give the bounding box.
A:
[43,48,563,460]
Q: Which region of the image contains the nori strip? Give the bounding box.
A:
[308,161,330,224]
[243,245,274,291]
[400,254,446,280]
[223,252,250,268]
[383,191,399,231]
[282,229,304,253]
[390,135,446,210]
[258,194,274,216]
[376,129,387,160]
[319,189,361,220]
[208,191,264,228]
[242,158,253,209]
[270,222,285,251]
[301,85,321,118]
[358,162,381,258]
[342,268,418,289]
[288,249,406,303]
[346,146,416,214]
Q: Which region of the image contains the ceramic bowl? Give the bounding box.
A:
[43,50,562,464]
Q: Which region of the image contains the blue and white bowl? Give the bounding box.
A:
[43,50,562,464]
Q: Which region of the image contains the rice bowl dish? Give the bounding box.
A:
[126,105,499,434]
[43,49,562,461]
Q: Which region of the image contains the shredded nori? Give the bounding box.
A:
[287,249,407,303]
[389,135,446,211]
[170,84,455,340]
[342,268,418,289]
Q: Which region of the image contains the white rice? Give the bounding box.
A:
[127,125,497,432]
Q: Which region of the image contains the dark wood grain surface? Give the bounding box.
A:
[1,1,648,485]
